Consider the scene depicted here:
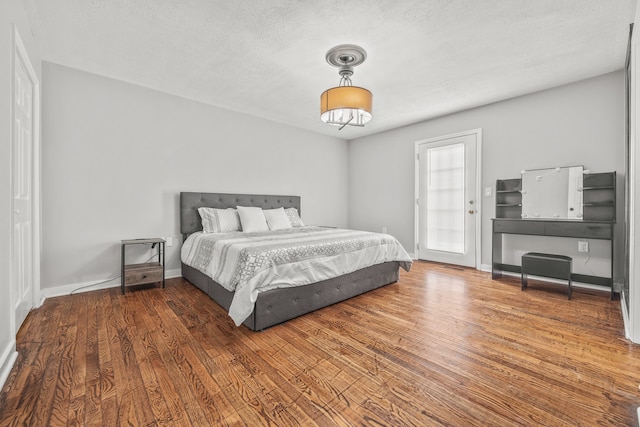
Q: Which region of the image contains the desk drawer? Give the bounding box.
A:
[493,220,544,235]
[544,222,612,239]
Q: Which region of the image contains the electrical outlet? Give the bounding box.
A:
[165,237,174,247]
[578,241,589,253]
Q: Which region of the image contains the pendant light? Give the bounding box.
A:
[320,44,372,130]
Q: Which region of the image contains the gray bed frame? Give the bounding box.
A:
[180,192,401,330]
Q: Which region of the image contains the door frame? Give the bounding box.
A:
[414,128,482,267]
[10,24,41,336]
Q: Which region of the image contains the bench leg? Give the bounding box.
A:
[568,277,572,300]
[521,274,528,290]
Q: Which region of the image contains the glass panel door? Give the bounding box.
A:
[425,143,465,253]
[417,131,478,267]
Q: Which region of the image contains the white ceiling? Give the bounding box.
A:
[23,0,637,139]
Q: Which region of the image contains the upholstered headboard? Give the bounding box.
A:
[180,192,301,238]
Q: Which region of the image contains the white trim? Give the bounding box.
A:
[8,26,16,342]
[479,263,492,272]
[622,290,631,339]
[630,22,640,343]
[0,340,18,391]
[39,269,183,302]
[414,128,483,269]
[10,25,42,330]
[41,278,122,300]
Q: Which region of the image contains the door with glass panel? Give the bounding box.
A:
[416,131,479,267]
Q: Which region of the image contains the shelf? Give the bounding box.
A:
[121,237,165,245]
[582,172,616,222]
[124,261,161,270]
[583,172,615,188]
[495,178,523,219]
[583,186,614,190]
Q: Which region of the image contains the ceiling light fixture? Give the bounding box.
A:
[320,44,372,130]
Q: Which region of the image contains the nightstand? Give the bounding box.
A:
[121,238,165,294]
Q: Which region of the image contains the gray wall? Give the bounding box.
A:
[42,62,348,291]
[348,71,625,281]
[0,0,41,385]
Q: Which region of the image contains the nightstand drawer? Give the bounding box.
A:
[124,262,163,286]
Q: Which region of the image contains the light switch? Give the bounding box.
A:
[484,187,492,197]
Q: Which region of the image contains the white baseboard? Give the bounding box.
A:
[0,340,18,391]
[410,254,490,271]
[40,268,182,301]
[479,263,491,272]
[165,268,181,280]
[621,291,631,340]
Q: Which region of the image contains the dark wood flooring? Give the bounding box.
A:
[1,261,639,426]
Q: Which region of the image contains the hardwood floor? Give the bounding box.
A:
[1,261,639,426]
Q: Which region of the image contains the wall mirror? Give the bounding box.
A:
[521,166,584,219]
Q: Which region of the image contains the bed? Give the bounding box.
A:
[180,192,412,330]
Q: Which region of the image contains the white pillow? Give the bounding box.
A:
[263,207,292,230]
[237,206,269,232]
[284,207,304,227]
[198,207,241,233]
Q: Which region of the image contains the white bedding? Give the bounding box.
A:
[181,226,412,326]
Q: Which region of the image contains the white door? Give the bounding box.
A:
[11,28,38,331]
[416,130,480,267]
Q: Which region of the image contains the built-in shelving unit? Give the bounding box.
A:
[495,178,522,219]
[582,172,616,222]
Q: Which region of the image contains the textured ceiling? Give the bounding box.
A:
[23,0,637,139]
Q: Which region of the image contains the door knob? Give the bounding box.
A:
[469,200,474,205]
[468,210,475,214]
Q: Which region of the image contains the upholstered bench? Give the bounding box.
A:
[521,252,573,299]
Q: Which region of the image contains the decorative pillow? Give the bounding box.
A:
[284,207,304,227]
[237,206,270,232]
[263,207,292,230]
[198,207,241,233]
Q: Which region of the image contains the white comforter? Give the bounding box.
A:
[181,226,412,326]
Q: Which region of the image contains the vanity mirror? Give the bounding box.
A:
[520,166,584,220]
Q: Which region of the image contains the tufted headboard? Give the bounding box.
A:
[180,192,301,238]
